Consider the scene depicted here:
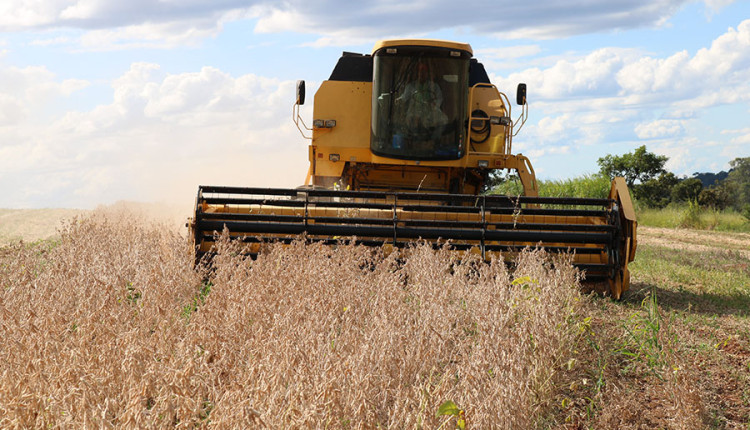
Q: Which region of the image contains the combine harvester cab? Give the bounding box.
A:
[191,39,637,298]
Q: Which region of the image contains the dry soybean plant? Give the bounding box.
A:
[0,209,587,428]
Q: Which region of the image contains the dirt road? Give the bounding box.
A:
[638,226,750,258]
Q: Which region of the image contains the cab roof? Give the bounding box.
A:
[372,39,473,56]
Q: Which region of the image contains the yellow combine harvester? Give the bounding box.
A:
[190,39,637,298]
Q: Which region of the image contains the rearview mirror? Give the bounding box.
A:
[296,80,306,105]
[516,83,527,105]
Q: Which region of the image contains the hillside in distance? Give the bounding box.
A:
[0,208,88,245]
[0,202,190,246]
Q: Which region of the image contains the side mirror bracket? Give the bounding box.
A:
[293,79,312,139]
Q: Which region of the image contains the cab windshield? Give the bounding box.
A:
[371,48,469,160]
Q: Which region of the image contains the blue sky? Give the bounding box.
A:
[1,0,749,208]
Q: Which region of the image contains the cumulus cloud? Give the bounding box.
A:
[0,64,89,126]
[76,22,216,50]
[613,20,750,109]
[473,45,544,71]
[476,45,542,60]
[0,0,727,48]
[0,0,249,30]
[730,133,750,145]
[721,127,750,145]
[721,126,750,135]
[253,0,692,40]
[29,35,72,46]
[486,19,750,174]
[634,120,685,139]
[0,62,310,208]
[491,47,646,102]
[654,137,703,173]
[704,0,736,14]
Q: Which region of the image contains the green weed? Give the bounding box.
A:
[618,290,675,377]
[437,400,466,430]
[489,173,611,199]
[181,281,212,319]
[678,200,704,229]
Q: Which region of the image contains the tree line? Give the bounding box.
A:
[597,145,750,214]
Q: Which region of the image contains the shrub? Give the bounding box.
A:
[634,172,679,208]
[678,200,704,229]
[742,204,750,223]
[670,178,703,203]
[698,181,736,210]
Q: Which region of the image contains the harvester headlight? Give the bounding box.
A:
[313,119,337,128]
[477,160,489,168]
[329,153,340,162]
[490,116,512,126]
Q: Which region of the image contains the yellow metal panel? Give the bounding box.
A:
[313,81,372,149]
[369,153,467,168]
[314,158,346,178]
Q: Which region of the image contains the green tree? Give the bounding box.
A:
[726,157,750,208]
[597,145,668,187]
[698,181,736,210]
[670,178,703,203]
[635,172,679,208]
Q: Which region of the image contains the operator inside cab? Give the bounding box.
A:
[399,61,447,134]
[371,44,471,161]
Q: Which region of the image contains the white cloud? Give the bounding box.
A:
[300,35,376,49]
[492,47,644,101]
[473,45,549,72]
[0,0,718,48]
[75,18,237,50]
[464,18,749,179]
[496,18,750,106]
[616,20,750,100]
[251,0,695,40]
[655,138,699,173]
[728,131,750,145]
[0,1,59,29]
[0,93,24,125]
[0,61,310,208]
[634,119,685,139]
[0,64,89,127]
[485,20,750,158]
[721,127,750,135]
[30,35,72,46]
[704,0,736,14]
[476,45,542,60]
